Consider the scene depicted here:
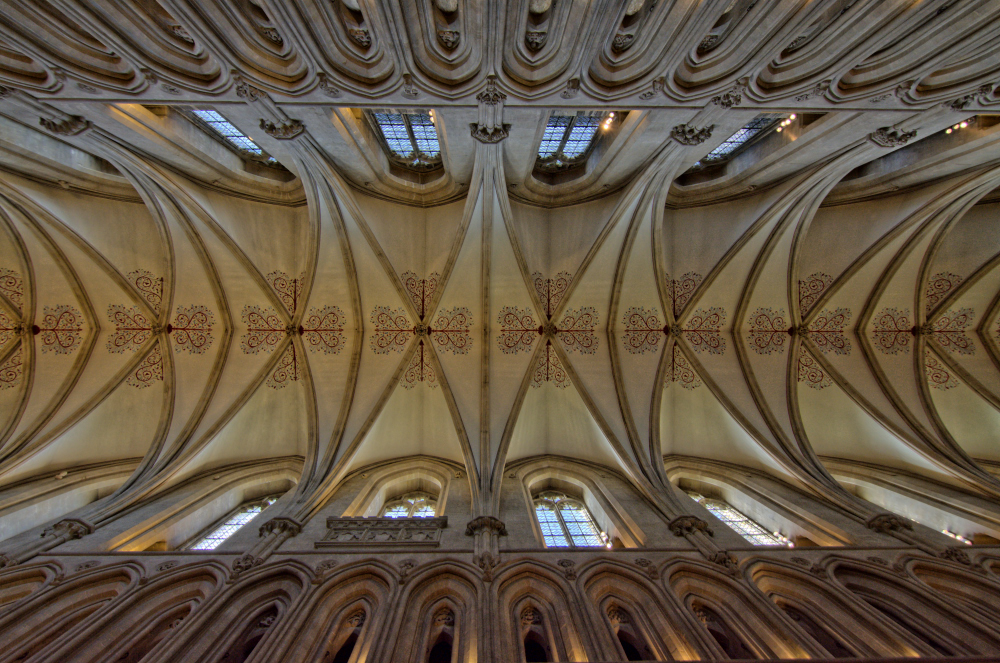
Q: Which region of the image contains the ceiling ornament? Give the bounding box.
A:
[621,307,663,355]
[33,305,84,355]
[267,345,303,389]
[497,306,539,355]
[533,271,571,318]
[803,309,851,355]
[127,344,164,389]
[665,344,701,390]
[665,272,703,317]
[711,78,748,109]
[621,305,725,356]
[798,272,833,314]
[746,308,788,355]
[402,271,439,319]
[370,304,472,355]
[107,306,157,354]
[925,272,963,313]
[259,118,305,140]
[401,341,437,389]
[0,346,22,390]
[870,308,913,355]
[797,348,832,390]
[869,126,918,148]
[531,341,568,388]
[126,269,163,313]
[0,267,23,310]
[242,305,286,354]
[300,307,347,355]
[267,271,305,315]
[681,308,726,355]
[670,124,715,146]
[924,351,958,391]
[0,308,20,347]
[170,306,216,355]
[315,73,341,98]
[926,309,975,355]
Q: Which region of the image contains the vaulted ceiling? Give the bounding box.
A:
[0,0,999,526]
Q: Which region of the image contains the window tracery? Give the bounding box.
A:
[187,495,279,550]
[696,113,784,165]
[686,491,792,547]
[367,110,442,172]
[533,491,607,548]
[535,112,615,173]
[188,109,278,165]
[380,491,438,518]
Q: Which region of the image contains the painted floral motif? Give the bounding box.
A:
[267,270,304,315]
[531,340,569,388]
[797,349,832,390]
[804,308,851,355]
[126,269,162,313]
[107,305,154,353]
[556,307,598,354]
[0,308,18,347]
[0,267,23,311]
[924,351,957,390]
[401,341,436,388]
[171,305,214,354]
[533,272,571,318]
[369,306,412,354]
[242,305,285,354]
[36,305,84,355]
[870,308,913,355]
[127,345,163,389]
[0,346,22,390]
[928,308,975,355]
[301,306,346,354]
[429,307,473,355]
[747,308,788,355]
[925,272,962,313]
[798,272,832,315]
[682,307,726,354]
[621,307,664,355]
[497,306,539,354]
[266,345,302,389]
[402,272,439,319]
[665,272,702,317]
[665,344,701,390]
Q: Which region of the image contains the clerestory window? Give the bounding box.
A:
[696,113,784,165]
[189,109,278,165]
[368,110,442,172]
[686,491,792,547]
[535,111,613,173]
[380,491,437,518]
[187,495,279,550]
[533,491,608,548]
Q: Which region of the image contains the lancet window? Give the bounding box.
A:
[189,109,277,164]
[697,113,784,164]
[535,111,614,173]
[187,495,279,550]
[380,491,437,518]
[686,491,792,547]
[533,491,608,548]
[368,110,442,172]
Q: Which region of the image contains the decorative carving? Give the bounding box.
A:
[231,552,262,574]
[927,308,975,355]
[669,515,713,537]
[798,272,832,314]
[607,605,630,624]
[171,305,215,354]
[925,350,957,390]
[708,551,740,574]
[560,77,580,99]
[311,559,338,584]
[437,30,460,49]
[259,517,303,538]
[670,123,714,145]
[639,77,665,100]
[346,609,366,627]
[434,607,455,625]
[348,28,371,48]
[74,560,99,572]
[867,556,888,566]
[127,344,163,389]
[39,115,90,136]
[232,74,264,102]
[557,558,577,580]
[747,308,789,355]
[790,556,811,567]
[316,72,341,98]
[711,78,748,109]
[259,118,304,140]
[869,126,917,147]
[465,516,507,536]
[156,561,178,572]
[870,308,913,355]
[402,73,420,99]
[398,559,417,584]
[476,550,499,581]
[107,305,155,353]
[477,77,506,106]
[611,33,635,53]
[34,305,84,355]
[521,606,543,625]
[940,547,972,565]
[526,30,547,51]
[634,557,659,579]
[622,307,664,355]
[866,513,913,534]
[317,517,448,547]
[470,123,511,143]
[43,519,94,539]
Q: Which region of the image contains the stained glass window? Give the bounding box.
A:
[190,110,276,164]
[380,491,437,518]
[535,112,613,173]
[533,491,608,548]
[369,110,442,171]
[188,495,279,550]
[686,491,791,547]
[698,113,784,164]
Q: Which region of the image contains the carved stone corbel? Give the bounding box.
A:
[437,30,460,49]
[232,73,265,102]
[670,123,714,145]
[39,115,90,136]
[708,550,739,574]
[316,72,341,98]
[470,76,510,144]
[711,78,748,109]
[557,558,577,580]
[465,516,507,536]
[229,516,303,581]
[939,546,972,566]
[865,513,913,534]
[868,127,917,148]
[0,518,95,567]
[259,118,305,140]
[668,515,713,537]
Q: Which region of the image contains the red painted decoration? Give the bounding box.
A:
[621,307,664,355]
[665,344,701,390]
[556,307,598,354]
[497,306,539,355]
[797,350,832,390]
[870,308,913,355]
[172,305,214,354]
[127,344,164,389]
[804,308,851,355]
[924,350,958,391]
[402,271,439,319]
[0,346,22,390]
[127,269,163,313]
[301,305,346,354]
[0,267,23,311]
[533,272,572,319]
[267,345,302,389]
[531,340,569,388]
[925,272,962,313]
[267,270,305,315]
[665,272,702,317]
[798,272,832,315]
[429,307,473,355]
[928,308,975,355]
[242,305,285,354]
[682,307,726,355]
[107,305,154,353]
[747,308,789,355]
[0,308,18,348]
[37,305,84,355]
[401,340,437,388]
[370,306,413,354]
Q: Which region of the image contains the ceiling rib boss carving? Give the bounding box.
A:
[0,4,1000,660]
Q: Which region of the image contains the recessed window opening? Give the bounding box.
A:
[686,491,792,547]
[535,111,618,173]
[780,603,853,659]
[696,113,785,165]
[368,110,442,172]
[187,495,278,550]
[189,109,278,165]
[533,491,609,548]
[380,491,437,518]
[695,604,755,660]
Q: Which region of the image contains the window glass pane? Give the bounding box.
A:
[382,504,410,518]
[380,491,437,518]
[687,492,787,546]
[191,109,267,157]
[538,115,571,158]
[559,501,604,547]
[699,113,783,163]
[535,502,570,548]
[561,116,600,158]
[372,112,413,157]
[189,497,276,550]
[408,112,440,157]
[413,504,436,518]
